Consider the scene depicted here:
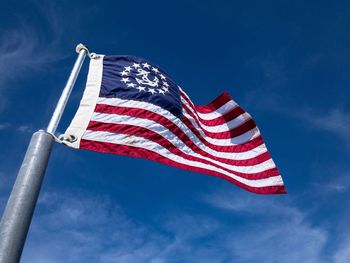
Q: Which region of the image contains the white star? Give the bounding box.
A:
[159,74,166,80]
[163,81,169,87]
[132,63,140,69]
[137,86,146,92]
[142,62,150,69]
[121,71,129,76]
[158,89,165,94]
[152,67,159,73]
[121,77,130,83]
[162,86,169,92]
[127,83,136,87]
[124,66,132,72]
[148,88,156,94]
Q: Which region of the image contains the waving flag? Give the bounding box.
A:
[62,55,286,194]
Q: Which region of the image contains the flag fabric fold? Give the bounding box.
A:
[63,55,286,194]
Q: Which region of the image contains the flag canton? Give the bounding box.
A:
[100,56,182,118]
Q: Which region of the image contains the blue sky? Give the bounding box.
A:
[1,0,350,262]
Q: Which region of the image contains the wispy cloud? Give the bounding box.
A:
[245,52,288,88]
[334,237,350,263]
[203,191,328,263]
[0,123,34,133]
[0,1,66,112]
[244,89,350,147]
[242,53,288,109]
[0,25,62,88]
[241,52,350,148]
[16,125,34,133]
[22,191,229,263]
[148,214,223,263]
[310,168,350,194]
[19,188,346,263]
[298,107,350,143]
[22,191,167,263]
[0,27,55,86]
[0,123,11,130]
[309,182,347,193]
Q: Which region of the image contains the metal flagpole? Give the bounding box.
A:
[0,44,89,263]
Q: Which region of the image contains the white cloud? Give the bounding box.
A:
[204,191,328,263]
[16,125,33,133]
[334,238,350,263]
[0,123,10,130]
[245,53,287,88]
[299,107,350,142]
[309,182,347,193]
[241,55,350,146]
[22,191,167,263]
[148,214,224,263]
[21,191,229,263]
[18,188,333,263]
[0,123,34,133]
[245,93,350,147]
[0,25,62,88]
[310,170,350,194]
[0,1,66,113]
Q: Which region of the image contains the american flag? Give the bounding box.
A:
[63,55,286,194]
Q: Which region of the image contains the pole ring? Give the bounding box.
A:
[89,52,102,60]
[76,44,100,59]
[76,43,89,54]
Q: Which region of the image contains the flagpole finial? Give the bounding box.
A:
[76,43,89,54]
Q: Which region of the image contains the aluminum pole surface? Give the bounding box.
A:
[0,131,53,263]
[47,44,89,134]
[0,44,89,263]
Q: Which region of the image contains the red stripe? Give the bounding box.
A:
[182,101,246,126]
[181,92,255,140]
[181,90,232,113]
[86,122,278,179]
[87,121,276,173]
[181,92,256,140]
[182,103,257,139]
[181,114,257,140]
[80,139,286,194]
[95,104,264,153]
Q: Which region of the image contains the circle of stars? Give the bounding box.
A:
[119,62,170,95]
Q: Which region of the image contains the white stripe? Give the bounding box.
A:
[181,97,251,132]
[82,130,284,188]
[181,97,252,133]
[92,108,267,160]
[97,97,259,146]
[196,100,238,120]
[183,107,257,144]
[179,93,259,148]
[91,109,265,161]
[90,112,275,173]
[180,89,238,120]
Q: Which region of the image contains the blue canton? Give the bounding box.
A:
[100,56,182,118]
